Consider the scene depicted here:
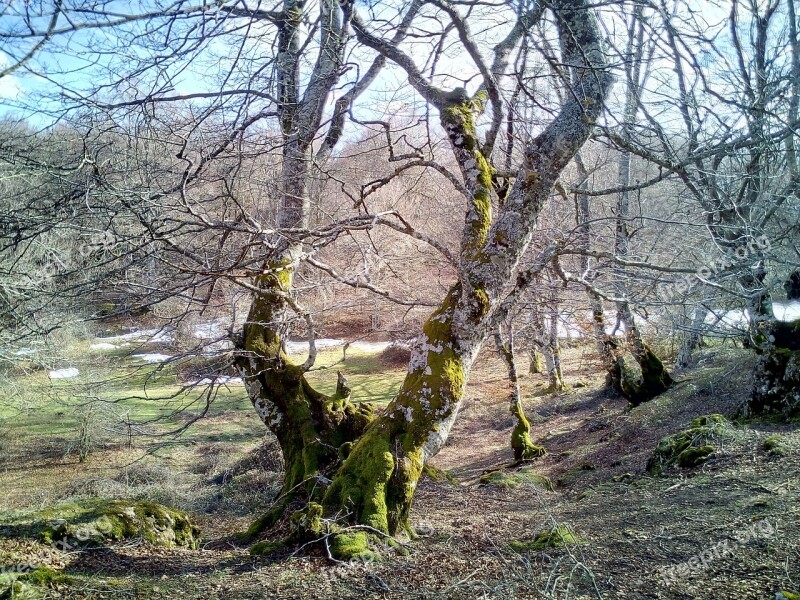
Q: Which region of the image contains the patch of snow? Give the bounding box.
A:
[89,342,121,351]
[284,338,345,353]
[13,348,36,356]
[773,300,800,322]
[131,353,172,364]
[49,368,79,380]
[193,320,225,338]
[705,309,750,330]
[97,328,174,344]
[352,341,391,352]
[187,376,243,386]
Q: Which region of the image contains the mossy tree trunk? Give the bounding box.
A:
[606,6,672,404]
[240,0,611,548]
[745,320,800,419]
[529,348,544,374]
[494,323,545,462]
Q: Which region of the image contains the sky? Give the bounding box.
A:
[0,0,793,147]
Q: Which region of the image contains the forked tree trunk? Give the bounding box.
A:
[240,0,611,553]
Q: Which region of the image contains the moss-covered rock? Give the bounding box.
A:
[646,414,732,475]
[18,566,72,586]
[509,524,584,552]
[479,467,553,491]
[0,499,200,549]
[777,592,800,600]
[764,434,789,457]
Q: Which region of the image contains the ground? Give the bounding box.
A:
[0,329,798,599]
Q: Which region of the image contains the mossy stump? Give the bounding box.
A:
[746,320,800,420]
[646,414,731,475]
[509,524,584,552]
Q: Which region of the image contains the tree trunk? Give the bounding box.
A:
[675,306,708,370]
[607,6,672,404]
[495,325,545,462]
[745,320,800,419]
[240,0,611,553]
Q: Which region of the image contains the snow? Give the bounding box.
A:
[13,348,37,356]
[49,368,79,379]
[352,341,392,352]
[89,342,121,351]
[187,376,243,386]
[704,309,751,331]
[131,353,172,363]
[97,328,174,344]
[773,300,800,322]
[193,321,224,338]
[284,338,344,353]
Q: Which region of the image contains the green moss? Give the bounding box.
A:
[19,566,72,586]
[290,502,324,538]
[324,427,395,533]
[0,582,27,600]
[510,399,546,461]
[529,350,544,374]
[676,445,715,468]
[250,537,288,556]
[611,342,673,406]
[479,467,553,491]
[691,414,727,427]
[509,525,584,552]
[0,499,200,549]
[422,464,458,484]
[747,322,800,419]
[777,592,800,600]
[330,531,381,562]
[647,415,731,475]
[440,98,492,251]
[764,434,788,457]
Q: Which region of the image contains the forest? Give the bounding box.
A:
[0,0,798,598]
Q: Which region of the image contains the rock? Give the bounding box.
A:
[646,414,731,475]
[0,499,200,549]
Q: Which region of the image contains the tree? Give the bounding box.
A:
[239,0,610,549]
[1,0,612,554]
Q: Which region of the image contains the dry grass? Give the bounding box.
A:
[0,342,798,599]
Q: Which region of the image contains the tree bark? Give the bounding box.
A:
[240,0,611,549]
[495,324,545,461]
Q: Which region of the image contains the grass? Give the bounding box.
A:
[2,331,798,599]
